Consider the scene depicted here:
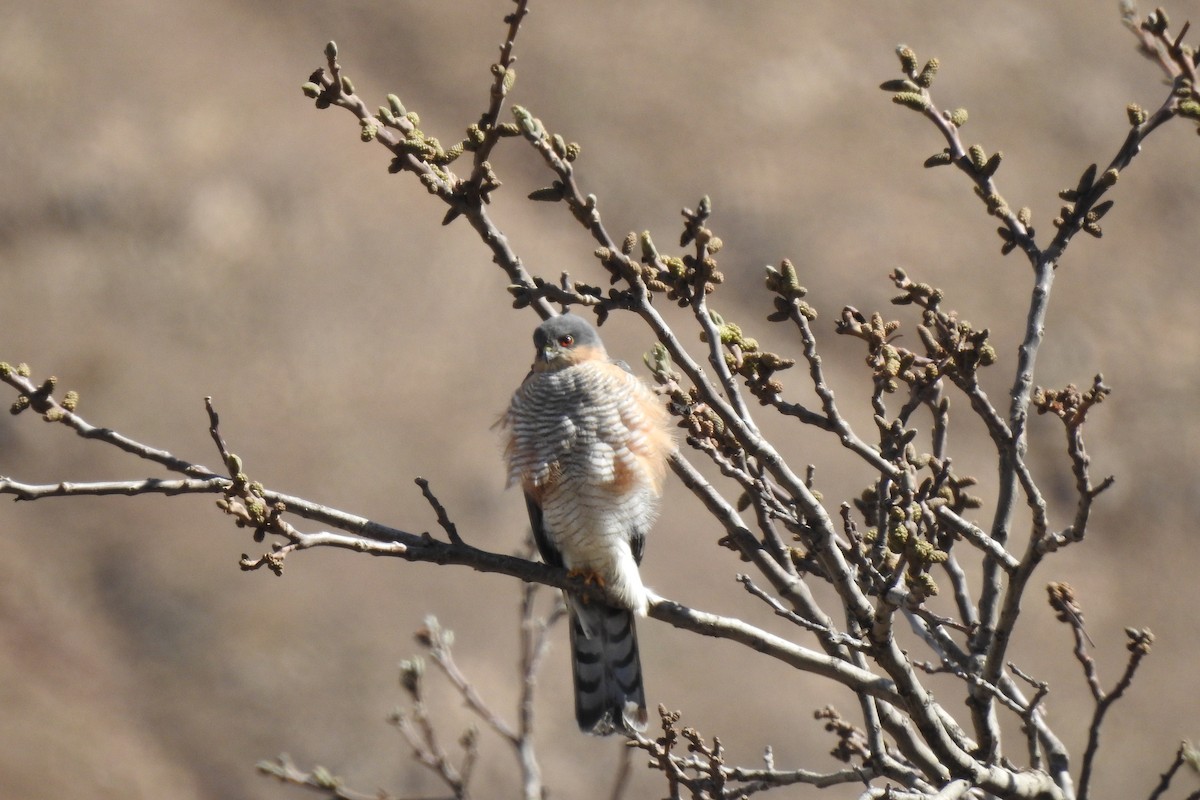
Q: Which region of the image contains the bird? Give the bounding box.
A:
[498,314,674,735]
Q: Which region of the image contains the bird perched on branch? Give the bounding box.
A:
[498,314,673,735]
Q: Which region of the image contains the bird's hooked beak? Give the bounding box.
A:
[537,341,561,364]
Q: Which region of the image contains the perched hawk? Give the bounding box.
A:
[499,314,673,735]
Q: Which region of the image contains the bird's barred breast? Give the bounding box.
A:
[505,361,670,498]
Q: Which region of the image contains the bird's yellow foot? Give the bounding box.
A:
[567,569,606,601]
[568,568,606,587]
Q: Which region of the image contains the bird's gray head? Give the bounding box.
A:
[531,314,606,370]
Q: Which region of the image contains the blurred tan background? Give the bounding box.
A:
[2,1,1199,798]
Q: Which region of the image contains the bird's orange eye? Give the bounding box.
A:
[558,334,574,347]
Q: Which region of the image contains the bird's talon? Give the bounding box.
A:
[568,568,607,588]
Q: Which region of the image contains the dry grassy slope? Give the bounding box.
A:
[1,1,1198,798]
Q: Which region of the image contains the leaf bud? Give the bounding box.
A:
[981,151,1003,178]
[528,184,565,202]
[924,150,953,168]
[916,58,939,88]
[880,78,921,92]
[967,144,987,171]
[892,92,929,112]
[622,232,637,255]
[639,231,659,263]
[1178,99,1200,119]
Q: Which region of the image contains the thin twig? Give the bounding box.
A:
[1145,742,1189,800]
[1,368,216,477]
[257,753,431,800]
[0,476,229,500]
[609,742,634,800]
[415,477,464,544]
[422,620,521,744]
[935,506,1018,573]
[737,574,867,650]
[1077,628,1155,800]
[465,0,530,185]
[515,560,562,800]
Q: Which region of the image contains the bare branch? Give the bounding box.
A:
[258,753,429,800]
[1144,741,1195,800]
[415,477,464,545]
[1,366,217,477]
[935,506,1018,574]
[737,574,867,651]
[1077,628,1156,800]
